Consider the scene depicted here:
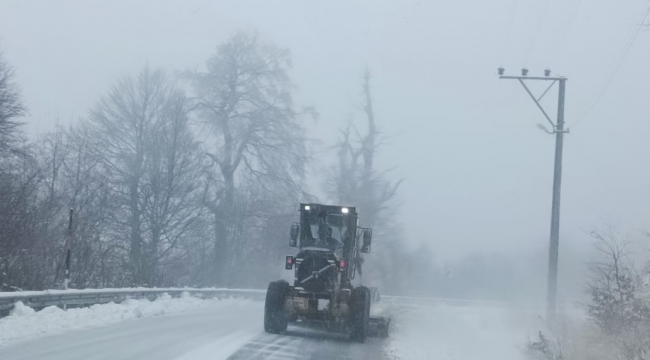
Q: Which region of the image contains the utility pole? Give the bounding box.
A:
[498,68,568,322]
[63,208,74,291]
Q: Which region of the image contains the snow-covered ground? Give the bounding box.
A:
[1,295,262,360]
[0,287,264,298]
[385,302,548,360]
[0,292,252,347]
[0,290,574,360]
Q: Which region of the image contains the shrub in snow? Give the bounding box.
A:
[547,227,650,360]
[526,331,564,360]
[525,227,650,360]
[9,301,35,317]
[584,228,650,335]
[585,256,650,338]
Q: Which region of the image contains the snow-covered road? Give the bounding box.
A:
[0,294,548,360]
[0,296,388,360]
[0,298,262,360]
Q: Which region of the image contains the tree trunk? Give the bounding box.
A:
[129,181,142,285]
[361,70,378,227]
[213,168,234,286]
[149,226,161,286]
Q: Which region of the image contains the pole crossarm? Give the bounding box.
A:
[517,79,556,128]
[537,80,557,102]
[499,76,566,81]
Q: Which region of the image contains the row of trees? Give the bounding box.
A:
[0,33,317,290]
[0,33,413,292]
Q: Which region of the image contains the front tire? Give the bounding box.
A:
[349,286,370,343]
[264,280,289,333]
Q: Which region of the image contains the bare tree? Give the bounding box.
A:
[139,87,210,286]
[0,154,42,291]
[327,70,402,227]
[0,50,26,157]
[0,52,41,291]
[88,66,208,286]
[325,70,405,292]
[188,32,311,284]
[58,125,118,288]
[88,67,162,284]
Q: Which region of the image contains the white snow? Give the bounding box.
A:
[0,287,264,298]
[385,302,547,360]
[0,291,252,347]
[174,330,259,360]
[1,288,584,360]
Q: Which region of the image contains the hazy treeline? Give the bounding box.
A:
[0,33,316,291]
[0,32,426,292]
[0,31,581,300]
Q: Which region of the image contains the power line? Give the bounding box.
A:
[499,0,519,65]
[599,9,645,74]
[569,5,650,129]
[548,0,584,69]
[525,0,552,66]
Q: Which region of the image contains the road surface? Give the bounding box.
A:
[0,295,552,360]
[0,300,390,360]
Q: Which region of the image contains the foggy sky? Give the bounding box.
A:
[1,0,650,272]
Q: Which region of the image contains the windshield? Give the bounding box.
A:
[324,215,346,244]
[305,214,347,250]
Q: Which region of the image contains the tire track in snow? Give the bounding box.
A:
[226,321,389,360]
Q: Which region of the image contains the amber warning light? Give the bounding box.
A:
[285,256,294,270]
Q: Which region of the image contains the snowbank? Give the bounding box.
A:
[0,287,264,299]
[0,292,249,347]
[385,302,546,360]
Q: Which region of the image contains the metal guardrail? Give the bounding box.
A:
[0,288,266,316]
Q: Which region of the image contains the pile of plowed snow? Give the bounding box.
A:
[385,302,546,360]
[0,292,244,347]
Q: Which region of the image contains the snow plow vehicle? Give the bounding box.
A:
[264,203,390,342]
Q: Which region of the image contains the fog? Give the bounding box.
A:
[2,0,650,301]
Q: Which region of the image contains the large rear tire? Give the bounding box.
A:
[349,286,370,343]
[264,280,289,333]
